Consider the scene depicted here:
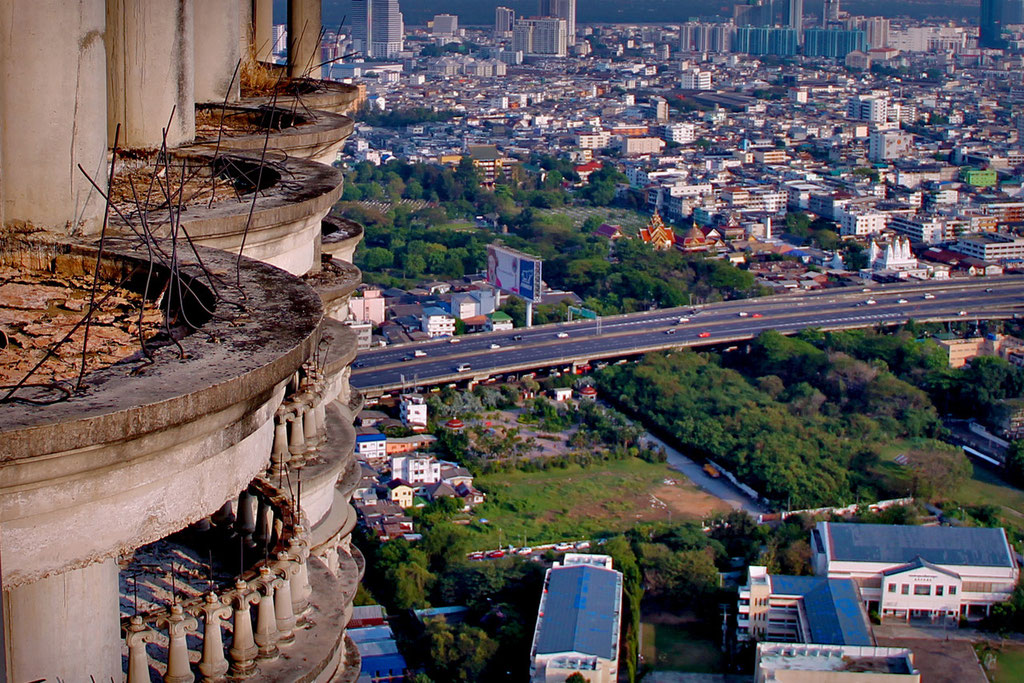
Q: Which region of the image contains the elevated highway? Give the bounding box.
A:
[351,277,1024,396]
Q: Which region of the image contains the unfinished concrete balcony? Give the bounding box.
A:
[0,234,324,681]
[322,215,365,264]
[192,102,355,166]
[105,148,343,276]
[242,72,365,116]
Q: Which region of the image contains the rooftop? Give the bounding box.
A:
[534,564,622,660]
[769,575,874,646]
[821,522,1015,568]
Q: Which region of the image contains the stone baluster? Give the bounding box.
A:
[163,603,199,683]
[301,391,319,451]
[197,593,232,683]
[125,614,158,683]
[253,497,274,550]
[227,580,260,677]
[253,567,282,660]
[288,528,312,613]
[322,545,340,575]
[287,408,307,465]
[235,489,257,547]
[211,500,235,530]
[270,405,293,476]
[273,552,298,644]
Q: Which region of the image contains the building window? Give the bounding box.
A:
[901,585,910,595]
[936,586,944,596]
[888,584,896,593]
[949,586,957,595]
[914,585,931,596]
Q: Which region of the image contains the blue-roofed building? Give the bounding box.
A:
[351,623,407,683]
[738,566,874,645]
[530,554,623,683]
[355,427,387,461]
[813,522,1019,622]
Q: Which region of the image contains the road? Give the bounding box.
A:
[642,433,768,516]
[351,276,1024,394]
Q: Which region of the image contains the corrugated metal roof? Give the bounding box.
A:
[823,522,1014,568]
[535,565,621,660]
[769,575,873,646]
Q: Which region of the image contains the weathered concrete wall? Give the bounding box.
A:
[106,0,195,148]
[4,560,121,683]
[194,0,241,103]
[0,0,108,233]
[253,0,274,62]
[288,0,322,79]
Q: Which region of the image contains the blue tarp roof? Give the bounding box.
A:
[823,523,1013,568]
[769,575,873,646]
[535,565,621,659]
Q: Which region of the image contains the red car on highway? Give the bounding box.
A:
[698,331,711,338]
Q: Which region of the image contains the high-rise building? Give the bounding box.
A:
[681,22,736,53]
[803,28,866,58]
[515,16,568,56]
[849,16,890,49]
[495,6,516,38]
[1006,0,1024,25]
[733,26,799,55]
[980,0,1006,48]
[350,0,371,55]
[823,0,841,26]
[788,0,804,33]
[370,0,404,58]
[432,13,458,37]
[540,0,576,45]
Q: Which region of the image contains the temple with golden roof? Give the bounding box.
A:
[639,210,675,251]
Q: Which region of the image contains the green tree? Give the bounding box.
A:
[361,246,394,271]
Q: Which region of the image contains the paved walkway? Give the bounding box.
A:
[643,673,748,683]
[643,433,768,516]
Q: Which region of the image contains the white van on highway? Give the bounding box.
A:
[455,363,471,372]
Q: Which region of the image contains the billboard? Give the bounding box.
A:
[486,245,543,303]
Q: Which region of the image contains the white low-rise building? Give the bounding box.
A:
[399,394,428,430]
[390,453,441,486]
[812,522,1019,622]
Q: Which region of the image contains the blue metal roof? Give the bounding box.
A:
[769,575,872,646]
[360,653,407,677]
[355,433,386,442]
[823,523,1014,568]
[535,565,621,660]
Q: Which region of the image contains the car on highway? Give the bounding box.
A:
[455,363,471,371]
[448,337,461,343]
[665,328,676,335]
[677,317,690,324]
[413,349,426,357]
[401,355,413,361]
[897,298,908,304]
[353,361,364,368]
[513,334,523,341]
[959,310,967,316]
[738,311,749,317]
[752,313,763,318]
[698,331,711,338]
[865,299,876,305]
[923,293,935,299]
[556,332,569,338]
[489,343,501,349]
[985,288,993,293]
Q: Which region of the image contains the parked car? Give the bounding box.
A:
[486,550,505,559]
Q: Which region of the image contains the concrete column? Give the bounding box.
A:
[106,0,196,149]
[4,559,121,682]
[239,0,254,63]
[287,0,322,79]
[0,0,108,233]
[194,0,240,103]
[253,0,274,62]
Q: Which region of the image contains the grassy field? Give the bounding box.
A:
[536,206,653,236]
[641,612,725,673]
[467,458,730,549]
[975,642,1024,682]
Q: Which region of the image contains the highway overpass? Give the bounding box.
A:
[351,277,1024,396]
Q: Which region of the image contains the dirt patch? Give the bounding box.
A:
[875,637,986,683]
[651,483,733,519]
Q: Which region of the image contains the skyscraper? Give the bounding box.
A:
[540,0,576,45]
[370,0,404,58]
[788,0,804,33]
[823,0,840,26]
[350,0,371,56]
[514,17,568,56]
[495,6,516,38]
[980,0,1006,48]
